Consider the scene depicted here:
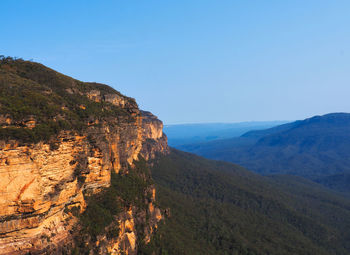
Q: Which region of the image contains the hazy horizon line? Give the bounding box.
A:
[164,120,292,126]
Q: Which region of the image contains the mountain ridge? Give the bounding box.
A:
[178,112,350,192]
[164,121,288,147]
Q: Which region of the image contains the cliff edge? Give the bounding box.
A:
[0,57,168,254]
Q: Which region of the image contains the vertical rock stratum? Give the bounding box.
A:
[0,57,168,254]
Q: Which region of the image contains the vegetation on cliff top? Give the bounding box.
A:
[0,56,137,143]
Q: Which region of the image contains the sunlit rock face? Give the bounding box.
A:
[106,190,163,255]
[141,111,164,140]
[140,111,169,161]
[0,81,168,254]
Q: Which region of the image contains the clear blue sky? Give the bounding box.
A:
[2,1,350,124]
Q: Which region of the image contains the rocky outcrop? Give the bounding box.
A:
[105,188,162,255]
[86,90,126,108]
[140,111,169,161]
[0,83,168,253]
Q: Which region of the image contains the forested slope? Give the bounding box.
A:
[144,149,350,255]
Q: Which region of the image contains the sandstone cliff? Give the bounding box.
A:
[0,57,168,254]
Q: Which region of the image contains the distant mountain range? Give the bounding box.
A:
[164,121,288,146]
[177,113,350,193]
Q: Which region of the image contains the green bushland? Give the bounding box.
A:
[142,149,350,255]
[0,120,71,143]
[0,56,136,144]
